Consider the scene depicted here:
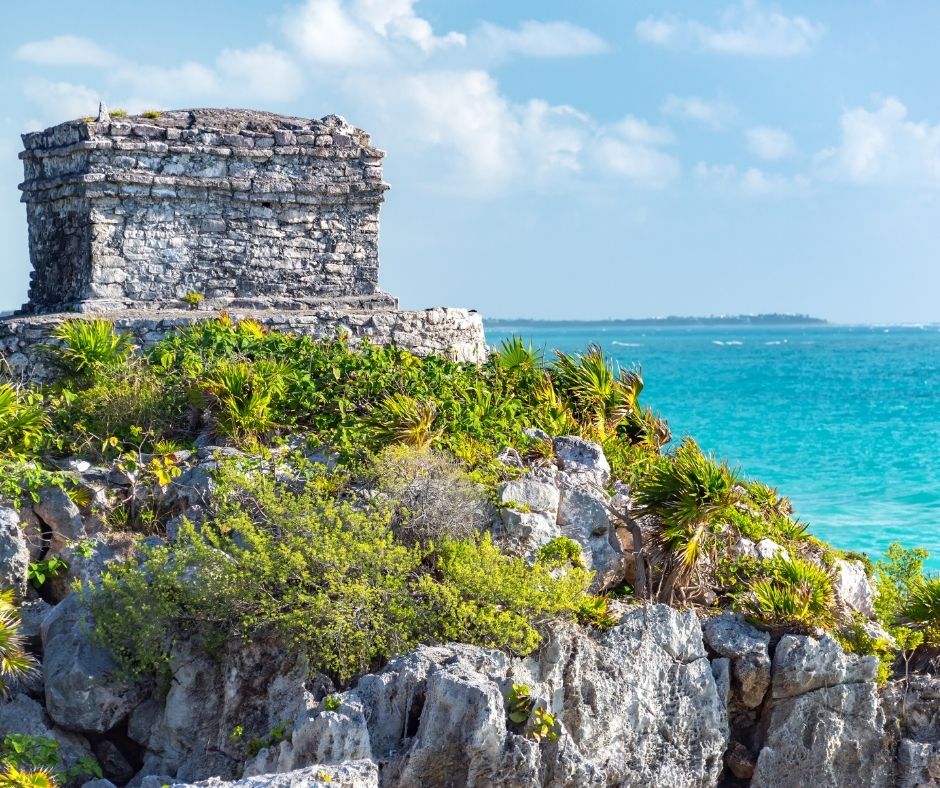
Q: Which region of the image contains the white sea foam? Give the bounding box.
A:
[713,340,744,346]
[612,341,642,347]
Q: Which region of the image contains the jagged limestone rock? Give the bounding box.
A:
[833,557,876,618]
[160,762,379,788]
[248,606,727,788]
[33,486,86,554]
[752,633,890,788]
[0,507,31,598]
[702,611,771,709]
[556,485,624,592]
[0,693,96,771]
[41,595,148,734]
[552,436,610,488]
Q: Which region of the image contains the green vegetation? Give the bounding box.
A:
[183,291,204,308]
[0,591,39,696]
[0,734,102,787]
[84,462,593,683]
[110,108,128,118]
[4,316,940,688]
[741,555,836,631]
[142,110,161,119]
[27,558,69,590]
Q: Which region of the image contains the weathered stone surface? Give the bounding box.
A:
[556,485,624,592]
[552,436,610,488]
[752,633,889,788]
[250,606,727,788]
[0,506,30,598]
[770,633,878,700]
[165,762,378,788]
[702,612,771,709]
[33,486,85,553]
[834,557,875,618]
[41,595,148,733]
[897,739,940,787]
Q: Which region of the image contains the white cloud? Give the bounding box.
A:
[15,35,116,67]
[637,1,824,57]
[815,97,940,186]
[284,0,464,65]
[661,94,738,129]
[694,161,807,195]
[472,20,607,59]
[13,1,666,193]
[745,125,796,159]
[22,78,100,127]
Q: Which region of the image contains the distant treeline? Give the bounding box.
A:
[484,313,827,327]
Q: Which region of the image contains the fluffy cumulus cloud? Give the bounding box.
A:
[661,95,738,129]
[636,0,824,57]
[815,97,940,186]
[745,125,797,159]
[11,1,673,192]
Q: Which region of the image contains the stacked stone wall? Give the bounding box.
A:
[18,110,389,313]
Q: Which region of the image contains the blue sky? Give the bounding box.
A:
[2,0,940,322]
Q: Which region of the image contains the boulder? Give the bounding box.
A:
[252,606,727,788]
[702,612,771,709]
[552,436,610,488]
[498,478,560,516]
[0,507,30,598]
[752,633,890,788]
[833,558,875,618]
[770,633,878,700]
[46,532,137,601]
[755,538,788,561]
[556,485,624,591]
[897,739,940,787]
[497,476,562,553]
[34,486,86,553]
[41,595,148,733]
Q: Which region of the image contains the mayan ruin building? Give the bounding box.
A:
[1,107,486,376]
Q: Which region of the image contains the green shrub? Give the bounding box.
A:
[874,542,930,627]
[0,385,46,455]
[49,319,133,376]
[110,108,128,117]
[86,463,593,683]
[142,110,161,119]
[835,614,895,684]
[900,578,940,638]
[535,536,584,569]
[183,291,204,308]
[49,360,187,457]
[369,393,440,449]
[1,733,102,786]
[741,555,835,630]
[370,445,489,544]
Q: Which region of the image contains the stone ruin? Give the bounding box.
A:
[1,107,485,376]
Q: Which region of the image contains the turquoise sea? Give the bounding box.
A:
[485,322,940,569]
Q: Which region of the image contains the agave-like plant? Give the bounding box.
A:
[0,764,57,788]
[742,556,835,630]
[50,319,132,375]
[0,590,39,697]
[370,393,440,449]
[0,385,46,454]
[201,360,286,442]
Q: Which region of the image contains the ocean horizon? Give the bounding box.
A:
[485,320,940,569]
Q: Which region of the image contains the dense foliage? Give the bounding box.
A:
[85,461,596,683]
[2,316,940,686]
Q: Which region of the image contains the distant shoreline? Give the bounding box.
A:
[484,313,827,327]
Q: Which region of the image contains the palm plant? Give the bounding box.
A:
[493,337,543,377]
[0,764,57,788]
[0,590,39,697]
[634,439,741,601]
[0,385,46,454]
[50,319,132,375]
[550,346,634,438]
[900,577,940,636]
